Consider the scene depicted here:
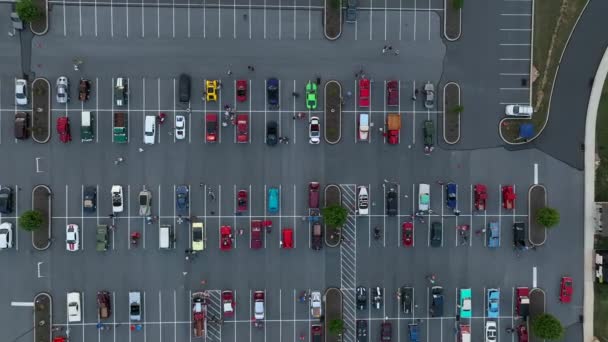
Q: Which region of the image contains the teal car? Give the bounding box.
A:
[459,288,472,318]
[268,187,279,214]
[306,82,317,110]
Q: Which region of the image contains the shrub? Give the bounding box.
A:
[451,105,464,114]
[531,313,563,340]
[322,205,348,228]
[20,210,43,231]
[16,0,42,22]
[452,0,463,10]
[536,207,560,228]
[328,319,344,335]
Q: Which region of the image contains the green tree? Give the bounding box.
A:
[16,0,42,22]
[536,207,560,228]
[531,313,564,340]
[328,319,344,335]
[452,105,464,114]
[452,0,463,10]
[20,210,43,231]
[322,205,348,228]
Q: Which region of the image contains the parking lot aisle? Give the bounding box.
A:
[338,184,357,341]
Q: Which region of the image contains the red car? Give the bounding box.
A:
[387,80,398,106]
[237,190,248,212]
[516,287,530,318]
[220,225,232,250]
[517,324,529,342]
[358,78,370,107]
[206,114,218,142]
[236,114,248,143]
[281,228,293,249]
[236,80,247,102]
[57,116,72,143]
[402,222,413,247]
[308,182,320,209]
[559,276,573,303]
[502,185,516,210]
[222,290,235,317]
[474,184,487,211]
[311,324,322,340]
[250,224,262,249]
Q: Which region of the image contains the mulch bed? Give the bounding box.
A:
[444,0,461,40]
[324,81,341,144]
[324,185,342,247]
[443,83,460,144]
[32,79,50,143]
[32,185,52,250]
[324,0,341,40]
[324,288,343,342]
[528,185,547,246]
[34,293,51,342]
[30,0,49,35]
[529,288,546,342]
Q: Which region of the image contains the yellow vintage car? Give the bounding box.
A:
[205,80,218,102]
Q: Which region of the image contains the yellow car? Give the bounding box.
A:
[192,221,205,251]
[206,80,218,102]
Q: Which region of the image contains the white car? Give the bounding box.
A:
[129,291,142,321]
[111,185,124,213]
[253,291,265,320]
[310,291,322,318]
[67,292,82,322]
[485,320,497,342]
[65,224,80,251]
[56,76,70,104]
[143,115,156,145]
[175,115,186,140]
[0,222,13,249]
[309,116,320,144]
[505,104,533,117]
[418,184,430,212]
[15,79,28,106]
[358,113,369,141]
[357,186,369,215]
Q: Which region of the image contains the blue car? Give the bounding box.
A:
[268,187,279,213]
[267,78,279,107]
[488,221,500,248]
[446,183,457,209]
[487,288,500,318]
[175,185,189,215]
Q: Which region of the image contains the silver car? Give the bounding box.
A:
[56,76,70,104]
[139,189,152,216]
[15,79,28,106]
[424,82,434,109]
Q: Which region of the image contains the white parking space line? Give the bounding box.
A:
[383,0,387,40]
[141,0,145,37]
[79,0,83,36]
[233,0,236,38]
[218,0,222,38]
[413,0,416,40]
[534,163,538,184]
[293,0,296,39]
[279,0,282,40]
[94,0,98,35]
[158,291,162,339]
[157,0,161,37]
[369,0,373,40]
[126,0,129,37]
[264,0,267,39]
[427,0,430,40]
[203,0,207,38]
[173,79,176,143]
[63,0,67,36]
[500,28,531,31]
[157,78,161,144]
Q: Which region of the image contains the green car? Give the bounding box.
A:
[306,82,318,110]
[459,288,472,318]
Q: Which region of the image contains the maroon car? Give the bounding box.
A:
[308,182,320,209]
[237,190,248,212]
[387,80,399,106]
[206,114,218,143]
[250,221,262,249]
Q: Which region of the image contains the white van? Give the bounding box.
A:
[159,225,174,249]
[144,115,156,145]
[81,111,94,142]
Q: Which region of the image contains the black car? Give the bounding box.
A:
[400,286,413,314]
[179,74,191,103]
[356,320,368,342]
[430,222,442,247]
[0,187,13,214]
[83,186,97,213]
[430,286,444,317]
[380,322,392,341]
[386,189,398,216]
[356,286,367,310]
[345,0,358,23]
[267,78,279,107]
[266,121,278,146]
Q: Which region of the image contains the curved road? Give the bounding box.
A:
[534,0,608,170]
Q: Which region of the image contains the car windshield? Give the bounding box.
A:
[207,121,217,133]
[130,304,140,315]
[193,229,202,241]
[139,195,148,205]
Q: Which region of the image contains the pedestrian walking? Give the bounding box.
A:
[227,69,232,76]
[435,180,445,186]
[382,47,387,54]
[454,209,461,216]
[394,50,400,56]
[475,228,486,236]
[200,280,207,286]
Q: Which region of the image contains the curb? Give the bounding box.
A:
[31,78,51,144]
[324,184,342,248]
[324,81,342,145]
[442,82,461,144]
[323,0,342,40]
[499,0,591,145]
[323,288,343,337]
[31,184,52,251]
[30,0,49,36]
[34,292,52,342]
[527,184,547,246]
[442,0,462,41]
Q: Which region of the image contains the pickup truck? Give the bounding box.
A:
[386,113,401,144]
[113,112,128,143]
[96,225,108,251]
[192,292,207,338]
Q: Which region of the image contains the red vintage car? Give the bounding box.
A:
[57,116,72,143]
[517,324,529,342]
[220,225,232,250]
[250,223,262,249]
[236,80,247,102]
[474,184,487,211]
[559,276,573,303]
[387,80,398,106]
[206,114,218,143]
[236,114,248,143]
[516,287,529,318]
[502,185,516,210]
[402,222,413,247]
[237,190,248,212]
[281,228,293,249]
[358,78,370,107]
[222,290,235,317]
